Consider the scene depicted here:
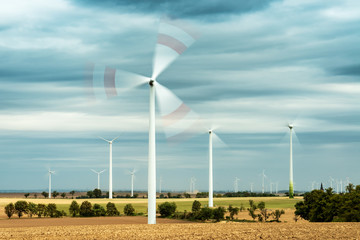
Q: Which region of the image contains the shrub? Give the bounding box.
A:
[199,207,213,221]
[14,201,28,218]
[106,202,120,216]
[213,207,226,222]
[4,203,15,218]
[28,202,37,218]
[37,204,46,218]
[69,201,80,217]
[93,189,102,198]
[93,204,106,216]
[80,201,94,217]
[124,204,135,216]
[272,209,285,222]
[46,203,57,218]
[228,205,239,220]
[158,202,177,217]
[192,200,201,213]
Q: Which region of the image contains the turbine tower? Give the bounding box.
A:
[208,129,213,207]
[250,183,254,193]
[261,170,266,193]
[98,136,119,199]
[288,123,294,198]
[130,169,135,197]
[48,169,55,199]
[234,177,240,193]
[91,169,106,190]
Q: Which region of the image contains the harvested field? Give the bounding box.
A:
[1,222,360,239]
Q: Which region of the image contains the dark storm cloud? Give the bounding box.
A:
[331,64,360,77]
[76,0,280,20]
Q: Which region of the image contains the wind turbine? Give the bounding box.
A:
[329,176,334,189]
[250,183,254,193]
[234,177,240,193]
[130,169,136,197]
[190,177,196,193]
[48,169,55,199]
[261,170,267,194]
[91,169,106,190]
[85,17,199,224]
[98,136,119,199]
[288,123,295,198]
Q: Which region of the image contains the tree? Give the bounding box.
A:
[80,201,94,217]
[133,193,139,198]
[69,190,76,199]
[257,201,271,222]
[167,192,172,198]
[41,191,49,198]
[46,203,57,217]
[14,201,28,218]
[183,193,191,198]
[61,192,66,199]
[199,207,213,221]
[158,202,177,217]
[37,204,46,218]
[52,191,59,199]
[69,201,80,217]
[93,189,102,198]
[24,193,30,198]
[247,200,257,221]
[28,202,37,218]
[192,200,201,213]
[228,205,239,220]
[124,204,135,216]
[213,206,226,222]
[272,209,285,222]
[4,203,15,219]
[87,191,94,198]
[320,183,324,191]
[106,202,120,216]
[93,204,106,216]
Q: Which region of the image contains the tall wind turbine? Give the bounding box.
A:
[48,169,55,199]
[98,136,119,199]
[91,169,106,190]
[329,176,334,189]
[234,177,240,193]
[85,17,199,224]
[288,123,294,198]
[261,170,267,194]
[130,169,136,197]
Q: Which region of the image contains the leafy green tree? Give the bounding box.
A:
[158,202,177,217]
[80,201,94,217]
[228,205,239,220]
[37,204,46,218]
[46,203,57,217]
[93,189,102,198]
[4,203,15,218]
[87,191,94,198]
[213,206,226,222]
[14,201,28,218]
[192,200,201,213]
[41,191,49,198]
[106,202,120,216]
[52,191,59,199]
[124,204,135,216]
[167,192,172,198]
[69,201,80,217]
[183,193,191,198]
[61,192,66,199]
[28,202,37,218]
[24,193,30,198]
[272,209,285,222]
[69,190,75,199]
[199,207,213,221]
[247,200,257,221]
[257,201,271,222]
[133,193,139,198]
[93,204,106,216]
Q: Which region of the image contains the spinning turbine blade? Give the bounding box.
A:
[111,136,120,142]
[212,132,228,148]
[152,17,199,79]
[155,82,203,143]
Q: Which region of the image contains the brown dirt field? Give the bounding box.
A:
[0,222,360,239]
[0,216,188,228]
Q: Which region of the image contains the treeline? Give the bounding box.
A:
[4,201,66,218]
[222,192,276,198]
[4,200,140,219]
[158,200,285,222]
[295,184,360,222]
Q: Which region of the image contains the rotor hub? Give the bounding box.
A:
[149,79,155,86]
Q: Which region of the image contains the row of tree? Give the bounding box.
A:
[24,191,76,199]
[295,184,360,222]
[5,201,66,218]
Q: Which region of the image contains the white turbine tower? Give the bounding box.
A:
[48,169,55,199]
[250,183,254,193]
[130,169,136,197]
[98,136,119,199]
[234,177,240,193]
[209,130,214,207]
[261,170,267,194]
[288,123,294,198]
[91,169,106,190]
[190,177,196,193]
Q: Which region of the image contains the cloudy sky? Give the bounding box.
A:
[0,0,359,193]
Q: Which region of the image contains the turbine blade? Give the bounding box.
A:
[98,136,110,143]
[111,136,120,142]
[84,63,149,102]
[151,16,199,79]
[155,82,204,144]
[100,169,106,174]
[91,169,98,174]
[212,132,228,148]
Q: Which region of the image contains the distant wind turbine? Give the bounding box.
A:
[288,123,294,198]
[98,136,119,199]
[130,169,136,197]
[261,170,267,194]
[250,183,254,193]
[91,169,106,190]
[48,169,55,199]
[329,176,334,189]
[234,177,240,193]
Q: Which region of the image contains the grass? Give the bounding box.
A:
[0,197,302,216]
